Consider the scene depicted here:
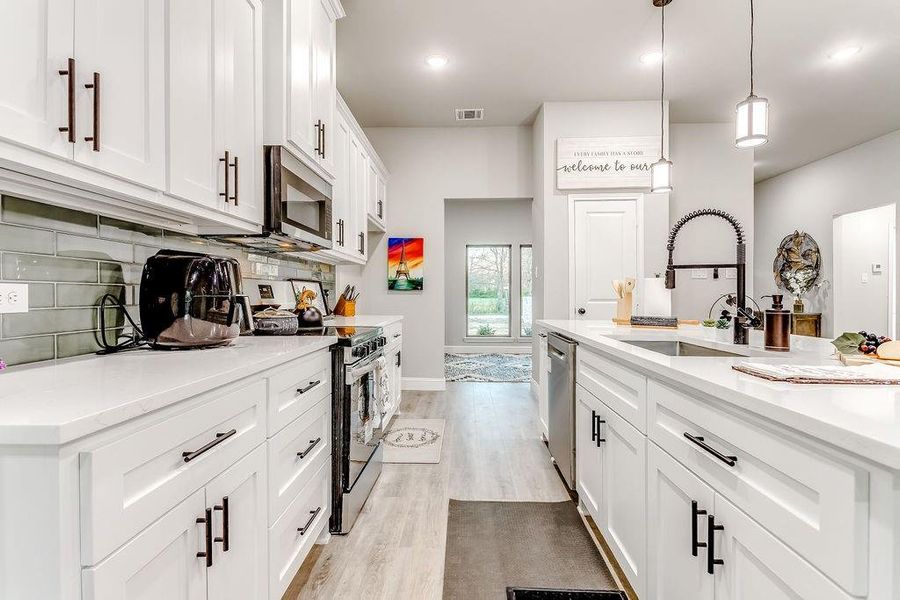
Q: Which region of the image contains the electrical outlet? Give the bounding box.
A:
[691,269,709,280]
[861,272,869,284]
[0,283,29,314]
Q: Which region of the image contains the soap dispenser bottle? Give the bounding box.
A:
[762,294,790,351]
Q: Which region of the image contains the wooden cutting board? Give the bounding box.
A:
[837,352,900,367]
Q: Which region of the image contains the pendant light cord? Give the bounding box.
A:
[660,0,666,157]
[749,0,755,95]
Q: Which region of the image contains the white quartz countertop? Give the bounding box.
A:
[537,319,900,470]
[0,335,335,445]
[329,314,403,328]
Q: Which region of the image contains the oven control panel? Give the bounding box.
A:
[350,336,387,359]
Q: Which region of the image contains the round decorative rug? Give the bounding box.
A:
[384,426,441,449]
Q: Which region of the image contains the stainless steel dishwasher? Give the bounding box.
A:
[547,331,577,490]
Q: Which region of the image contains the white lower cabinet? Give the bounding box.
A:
[538,332,549,436]
[575,384,604,522]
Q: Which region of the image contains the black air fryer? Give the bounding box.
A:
[139,250,253,349]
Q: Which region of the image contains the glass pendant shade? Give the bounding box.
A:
[735,94,769,148]
[650,157,673,193]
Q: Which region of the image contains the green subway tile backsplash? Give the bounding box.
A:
[0,195,336,367]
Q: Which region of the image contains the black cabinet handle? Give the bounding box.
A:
[219,150,231,203]
[213,497,229,552]
[336,219,344,246]
[321,122,326,158]
[691,500,708,556]
[84,72,100,151]
[182,429,237,462]
[297,437,322,459]
[298,506,322,535]
[314,120,323,157]
[358,232,365,254]
[197,508,213,567]
[396,350,401,367]
[377,199,383,219]
[58,58,75,142]
[684,432,737,467]
[591,411,606,446]
[297,380,321,395]
[707,514,724,574]
[231,155,239,206]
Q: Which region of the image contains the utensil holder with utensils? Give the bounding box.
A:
[613,277,635,321]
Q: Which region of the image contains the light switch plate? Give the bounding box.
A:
[725,268,737,279]
[691,269,709,280]
[0,283,28,313]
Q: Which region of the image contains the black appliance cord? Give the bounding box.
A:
[96,293,148,354]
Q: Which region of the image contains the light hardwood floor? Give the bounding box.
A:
[288,382,570,599]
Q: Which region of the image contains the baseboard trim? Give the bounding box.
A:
[444,345,531,354]
[401,377,447,391]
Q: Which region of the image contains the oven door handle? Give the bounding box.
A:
[346,354,383,380]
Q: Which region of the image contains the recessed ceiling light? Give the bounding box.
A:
[640,50,664,65]
[828,46,861,61]
[425,55,449,69]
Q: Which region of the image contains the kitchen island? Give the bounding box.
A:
[537,319,900,600]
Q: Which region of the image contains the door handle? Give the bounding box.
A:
[83,72,100,151]
[691,500,708,556]
[706,514,725,574]
[213,496,229,552]
[196,508,213,567]
[58,58,75,142]
[548,347,566,360]
[577,308,586,315]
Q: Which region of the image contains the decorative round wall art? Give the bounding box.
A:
[773,231,821,297]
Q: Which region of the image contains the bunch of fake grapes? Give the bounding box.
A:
[858,331,891,355]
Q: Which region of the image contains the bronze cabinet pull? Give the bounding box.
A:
[213,496,229,552]
[231,155,239,206]
[182,429,237,462]
[58,58,75,142]
[296,380,321,395]
[297,506,322,535]
[83,72,100,151]
[197,508,213,567]
[296,437,322,459]
[219,150,231,203]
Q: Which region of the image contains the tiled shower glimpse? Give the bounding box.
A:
[0,196,335,366]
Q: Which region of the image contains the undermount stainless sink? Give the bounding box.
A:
[621,340,746,358]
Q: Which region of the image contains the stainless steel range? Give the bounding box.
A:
[301,325,387,534]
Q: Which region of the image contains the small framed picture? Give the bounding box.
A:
[289,279,332,317]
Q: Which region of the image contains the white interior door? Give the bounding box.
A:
[73,0,165,188]
[573,199,638,320]
[0,0,74,158]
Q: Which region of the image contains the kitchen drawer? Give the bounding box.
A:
[267,396,331,524]
[267,350,331,435]
[268,459,330,600]
[576,348,647,433]
[80,378,267,565]
[648,381,868,595]
[383,320,402,343]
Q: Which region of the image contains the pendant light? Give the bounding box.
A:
[650,0,673,193]
[735,0,768,148]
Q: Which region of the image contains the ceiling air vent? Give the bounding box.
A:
[455,108,484,121]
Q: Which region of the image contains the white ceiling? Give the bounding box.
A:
[336,0,900,181]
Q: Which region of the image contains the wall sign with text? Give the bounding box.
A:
[556,136,661,189]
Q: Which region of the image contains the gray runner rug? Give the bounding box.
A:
[443,500,619,599]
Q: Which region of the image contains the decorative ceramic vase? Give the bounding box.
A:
[793,297,805,313]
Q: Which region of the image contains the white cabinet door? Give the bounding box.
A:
[376,171,387,224]
[575,385,603,523]
[348,134,368,260]
[287,0,316,161]
[0,0,74,158]
[355,144,369,260]
[82,490,207,600]
[167,0,221,208]
[572,199,637,319]
[73,0,165,189]
[601,402,647,598]
[219,0,263,224]
[647,443,714,600]
[311,0,335,176]
[331,110,352,256]
[712,494,854,600]
[206,445,268,600]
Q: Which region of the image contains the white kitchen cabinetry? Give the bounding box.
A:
[383,320,404,425]
[575,384,604,522]
[73,0,165,188]
[264,0,343,182]
[367,160,387,231]
[0,0,75,159]
[353,137,370,260]
[537,331,550,437]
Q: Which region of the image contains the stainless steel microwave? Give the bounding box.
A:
[213,146,332,253]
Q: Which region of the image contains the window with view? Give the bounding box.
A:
[466,245,511,337]
[521,245,533,337]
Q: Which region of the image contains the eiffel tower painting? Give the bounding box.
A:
[388,237,424,291]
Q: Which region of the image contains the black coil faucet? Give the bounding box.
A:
[665,209,755,345]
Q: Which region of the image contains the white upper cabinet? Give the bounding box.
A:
[0,0,75,159]
[367,159,386,231]
[264,0,343,182]
[73,0,166,189]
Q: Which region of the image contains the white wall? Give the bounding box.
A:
[668,123,755,320]
[833,204,895,337]
[338,126,533,385]
[755,129,900,337]
[444,198,533,348]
